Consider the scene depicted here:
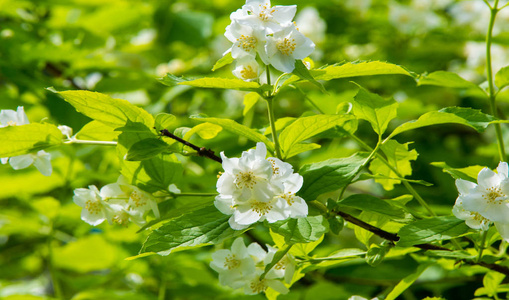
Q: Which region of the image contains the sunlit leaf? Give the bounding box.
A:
[0,123,62,157]
[397,216,470,247]
[352,84,398,135]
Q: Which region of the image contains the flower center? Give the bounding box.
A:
[7,121,17,126]
[268,158,280,176]
[277,38,296,56]
[250,278,267,294]
[235,171,257,189]
[85,200,102,215]
[240,65,258,80]
[130,190,147,207]
[112,211,129,226]
[250,200,273,216]
[224,254,240,270]
[257,5,275,21]
[483,187,506,204]
[275,257,287,270]
[280,192,295,206]
[237,34,257,52]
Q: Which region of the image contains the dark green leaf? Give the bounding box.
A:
[397,216,470,247]
[125,138,170,161]
[352,85,398,135]
[337,194,406,219]
[268,215,329,244]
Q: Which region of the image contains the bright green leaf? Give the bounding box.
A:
[279,114,357,159]
[178,77,260,90]
[354,212,390,246]
[292,59,327,93]
[183,122,223,140]
[243,92,259,116]
[285,143,321,159]
[268,215,329,244]
[430,162,484,183]
[298,153,368,200]
[388,107,496,139]
[369,140,418,190]
[190,115,274,152]
[417,71,481,90]
[0,123,62,157]
[397,216,470,247]
[154,113,177,130]
[337,194,406,219]
[385,264,431,300]
[212,52,234,71]
[140,205,240,255]
[495,66,509,90]
[75,120,119,141]
[352,85,398,135]
[56,90,154,128]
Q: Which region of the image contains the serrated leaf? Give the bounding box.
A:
[279,114,357,159]
[482,271,506,297]
[397,216,470,247]
[56,90,154,128]
[268,215,329,244]
[352,85,398,135]
[366,241,392,267]
[141,205,240,255]
[125,138,170,161]
[285,143,321,158]
[338,194,406,219]
[388,107,496,139]
[158,73,190,87]
[0,123,63,157]
[354,212,390,246]
[496,66,509,90]
[212,52,234,71]
[178,77,260,90]
[369,140,418,190]
[190,115,274,152]
[430,162,484,183]
[75,120,119,141]
[292,60,326,93]
[270,230,324,257]
[417,71,481,90]
[298,153,368,200]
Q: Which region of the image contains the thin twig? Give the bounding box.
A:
[159,129,222,163]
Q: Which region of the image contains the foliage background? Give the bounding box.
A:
[1,0,507,299]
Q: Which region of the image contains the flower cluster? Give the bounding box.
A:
[224,0,315,80]
[0,106,52,176]
[210,237,294,295]
[454,162,509,240]
[215,142,308,230]
[73,176,160,227]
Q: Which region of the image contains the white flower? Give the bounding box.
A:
[458,162,509,223]
[109,202,146,227]
[263,245,296,284]
[225,21,268,62]
[73,184,122,226]
[235,0,297,34]
[117,176,160,219]
[243,270,289,295]
[452,196,491,231]
[0,106,52,176]
[266,24,315,73]
[58,125,73,139]
[210,237,256,288]
[217,142,276,202]
[232,57,261,82]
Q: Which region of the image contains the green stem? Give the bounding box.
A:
[266,64,271,86]
[260,244,292,280]
[48,223,63,299]
[477,230,488,263]
[158,273,166,300]
[266,97,283,159]
[65,139,117,146]
[338,136,382,200]
[295,85,325,114]
[348,132,436,216]
[486,0,506,162]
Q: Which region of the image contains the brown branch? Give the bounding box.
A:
[159,129,222,163]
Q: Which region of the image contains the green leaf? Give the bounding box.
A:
[352,85,398,135]
[268,215,329,244]
[366,240,393,267]
[298,153,368,200]
[337,194,406,219]
[496,66,509,90]
[388,107,496,139]
[482,271,506,298]
[0,123,63,157]
[292,60,327,93]
[56,90,154,128]
[354,212,390,246]
[279,114,357,159]
[357,173,432,186]
[285,143,321,158]
[125,138,170,161]
[243,92,260,116]
[183,122,222,140]
[385,264,431,300]
[75,120,119,141]
[397,216,470,247]
[158,73,190,87]
[430,162,484,183]
[140,205,240,255]
[190,115,274,152]
[369,140,418,190]
[212,52,234,71]
[417,71,481,90]
[178,77,260,90]
[424,250,475,259]
[154,113,177,130]
[270,230,324,257]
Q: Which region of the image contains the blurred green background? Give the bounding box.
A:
[1,0,508,299]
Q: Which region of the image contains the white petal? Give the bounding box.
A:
[16,106,29,125]
[247,242,267,261]
[288,196,308,218]
[455,179,477,195]
[9,154,34,170]
[272,5,297,24]
[497,162,509,178]
[231,237,248,258]
[81,207,106,226]
[233,204,262,225]
[267,279,289,294]
[495,222,509,242]
[100,183,125,199]
[33,151,52,176]
[0,109,18,126]
[477,168,501,189]
[214,195,235,215]
[228,216,250,230]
